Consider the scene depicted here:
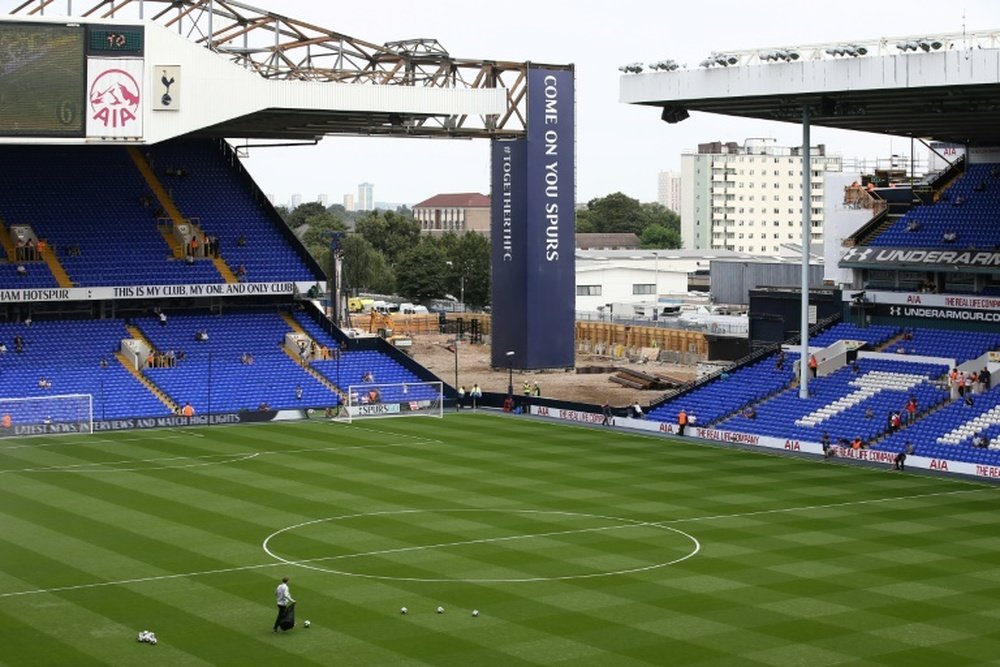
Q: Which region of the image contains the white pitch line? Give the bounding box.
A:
[654,487,991,525]
[0,561,282,599]
[0,438,444,475]
[1,487,992,599]
[0,452,260,475]
[0,431,195,452]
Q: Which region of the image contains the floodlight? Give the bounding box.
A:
[618,62,644,74]
[649,59,680,71]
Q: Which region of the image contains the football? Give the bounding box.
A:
[303,620,311,628]
[436,606,444,614]
[400,607,408,615]
[472,610,479,617]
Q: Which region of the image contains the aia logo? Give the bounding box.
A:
[90,69,140,129]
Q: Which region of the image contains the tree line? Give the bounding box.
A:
[278,192,680,309]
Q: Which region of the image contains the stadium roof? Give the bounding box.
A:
[620,31,1000,146]
[5,0,570,140]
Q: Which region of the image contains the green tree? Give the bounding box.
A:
[394,239,449,301]
[341,234,395,294]
[354,210,421,265]
[640,223,681,249]
[286,201,329,229]
[576,192,647,235]
[445,232,492,309]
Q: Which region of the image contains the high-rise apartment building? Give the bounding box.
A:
[657,170,682,213]
[357,182,374,211]
[343,194,355,211]
[680,138,842,253]
[290,193,302,209]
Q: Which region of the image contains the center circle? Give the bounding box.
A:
[262,509,700,582]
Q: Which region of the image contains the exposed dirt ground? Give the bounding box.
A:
[406,333,698,407]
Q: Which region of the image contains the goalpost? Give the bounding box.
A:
[0,394,94,438]
[333,381,443,423]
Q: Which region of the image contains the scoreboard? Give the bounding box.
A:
[0,21,144,138]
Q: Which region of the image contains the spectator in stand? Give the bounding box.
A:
[905,219,921,232]
[942,229,957,243]
[743,405,757,420]
[296,385,303,400]
[236,264,247,281]
[15,264,27,277]
[181,402,195,417]
[677,408,687,435]
[237,235,247,247]
[0,341,6,355]
[974,433,989,448]
[632,401,644,419]
[982,367,991,391]
[808,353,818,378]
[158,310,168,326]
[775,349,786,371]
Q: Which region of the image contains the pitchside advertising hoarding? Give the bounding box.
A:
[529,406,1000,480]
[490,65,576,369]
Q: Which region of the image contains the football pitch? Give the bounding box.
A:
[1,413,999,666]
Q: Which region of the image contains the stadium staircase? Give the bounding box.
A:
[115,350,179,413]
[38,242,73,288]
[279,312,344,398]
[0,218,16,260]
[127,146,187,251]
[129,147,239,282]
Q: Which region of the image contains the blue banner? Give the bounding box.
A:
[525,66,575,368]
[490,138,527,368]
[490,66,575,370]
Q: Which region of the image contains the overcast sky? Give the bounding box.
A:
[237,1,1000,208]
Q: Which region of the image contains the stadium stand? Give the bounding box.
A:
[143,139,316,283]
[871,163,1000,251]
[0,145,223,287]
[0,318,169,419]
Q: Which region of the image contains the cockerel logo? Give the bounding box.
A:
[89,68,141,130]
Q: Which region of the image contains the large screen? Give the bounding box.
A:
[0,23,85,137]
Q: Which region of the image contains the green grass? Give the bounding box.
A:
[1,413,999,666]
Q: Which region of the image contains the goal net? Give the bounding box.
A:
[335,381,443,423]
[0,393,94,438]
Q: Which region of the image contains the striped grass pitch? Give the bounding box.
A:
[1,413,999,666]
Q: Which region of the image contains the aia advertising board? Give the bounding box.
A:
[490,66,576,370]
[530,406,998,480]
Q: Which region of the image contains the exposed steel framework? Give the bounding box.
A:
[6,0,566,138]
